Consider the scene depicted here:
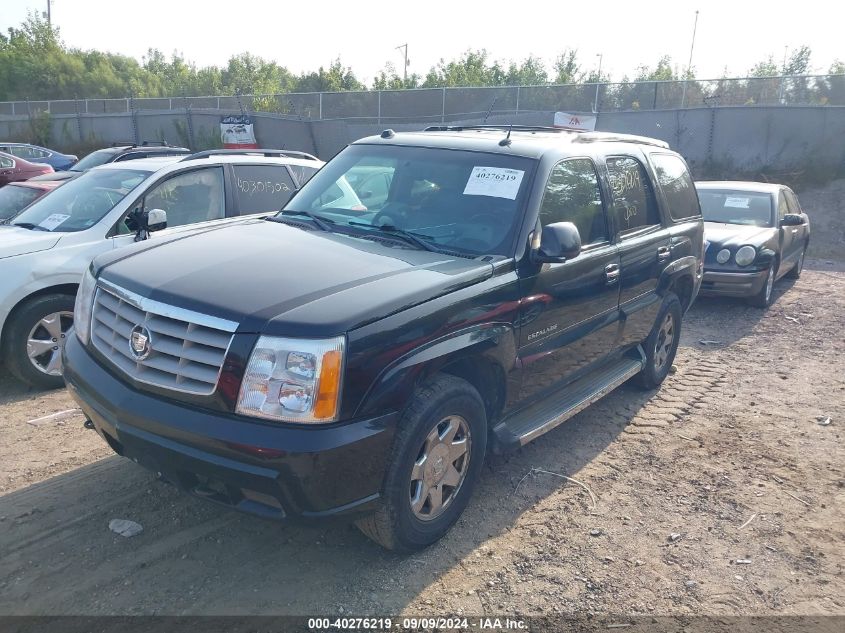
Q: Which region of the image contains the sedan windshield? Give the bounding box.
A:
[697,189,773,227]
[280,144,536,256]
[12,168,148,232]
[0,185,44,221]
[71,149,117,172]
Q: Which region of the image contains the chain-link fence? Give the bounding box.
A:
[1,74,843,123]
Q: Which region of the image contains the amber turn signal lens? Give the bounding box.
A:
[313,350,342,420]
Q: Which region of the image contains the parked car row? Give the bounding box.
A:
[0,128,810,552]
[0,147,322,388]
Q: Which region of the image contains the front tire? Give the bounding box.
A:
[749,262,776,308]
[786,244,806,279]
[3,294,75,390]
[355,374,487,552]
[635,293,682,390]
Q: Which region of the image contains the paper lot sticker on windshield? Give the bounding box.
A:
[463,167,524,200]
[38,213,71,231]
[724,196,751,209]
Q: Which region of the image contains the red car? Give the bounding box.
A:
[0,180,63,222]
[0,150,53,187]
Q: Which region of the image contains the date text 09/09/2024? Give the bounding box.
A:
[307,617,528,630]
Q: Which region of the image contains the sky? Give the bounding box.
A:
[2,0,843,85]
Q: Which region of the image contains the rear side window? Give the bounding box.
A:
[650,154,701,220]
[539,158,608,245]
[233,165,297,214]
[606,156,661,234]
[288,165,320,188]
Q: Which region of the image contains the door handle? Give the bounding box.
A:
[605,263,620,285]
[657,246,671,262]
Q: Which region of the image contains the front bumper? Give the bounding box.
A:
[62,334,398,520]
[699,268,768,298]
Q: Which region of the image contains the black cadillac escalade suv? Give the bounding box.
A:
[63,126,704,551]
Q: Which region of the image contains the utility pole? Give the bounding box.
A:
[396,43,409,84]
[593,53,603,113]
[46,0,52,26]
[681,10,699,108]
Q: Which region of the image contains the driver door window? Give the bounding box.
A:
[539,158,608,246]
[777,192,789,221]
[143,167,225,228]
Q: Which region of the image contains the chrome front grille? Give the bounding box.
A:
[90,281,237,395]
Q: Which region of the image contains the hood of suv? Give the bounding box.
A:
[98,220,494,336]
[0,226,61,259]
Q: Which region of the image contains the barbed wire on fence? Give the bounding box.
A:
[1,75,843,121]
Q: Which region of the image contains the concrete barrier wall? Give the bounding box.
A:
[2,106,843,179]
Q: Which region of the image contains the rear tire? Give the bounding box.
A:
[635,293,682,390]
[786,244,806,279]
[355,374,487,552]
[3,294,75,390]
[748,262,776,308]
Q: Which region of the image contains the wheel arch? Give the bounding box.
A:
[657,256,698,312]
[353,323,516,425]
[1,283,79,352]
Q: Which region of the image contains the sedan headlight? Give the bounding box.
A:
[236,336,345,423]
[73,268,97,346]
[716,248,731,264]
[735,245,757,267]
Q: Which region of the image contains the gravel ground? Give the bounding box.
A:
[0,262,842,619]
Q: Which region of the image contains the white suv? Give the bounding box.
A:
[0,149,324,388]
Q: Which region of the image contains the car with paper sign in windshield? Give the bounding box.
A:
[63,126,703,551]
[0,149,323,389]
[696,181,810,307]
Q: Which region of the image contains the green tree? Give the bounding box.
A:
[504,55,548,86]
[553,49,581,84]
[372,62,420,90]
[295,58,364,92]
[749,56,779,78]
[423,49,497,87]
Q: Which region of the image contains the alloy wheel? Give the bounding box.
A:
[654,312,675,372]
[765,264,775,303]
[409,415,472,521]
[26,311,74,376]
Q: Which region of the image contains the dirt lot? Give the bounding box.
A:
[0,262,843,618]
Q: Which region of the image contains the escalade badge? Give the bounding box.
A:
[129,325,152,361]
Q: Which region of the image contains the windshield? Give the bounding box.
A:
[0,186,44,221]
[71,149,116,172]
[281,144,535,256]
[697,189,774,227]
[13,168,148,232]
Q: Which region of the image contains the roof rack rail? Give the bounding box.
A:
[423,124,570,133]
[572,132,669,149]
[110,140,175,148]
[181,149,319,162]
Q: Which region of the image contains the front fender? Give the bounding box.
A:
[354,323,516,419]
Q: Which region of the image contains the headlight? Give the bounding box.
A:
[74,268,97,346]
[716,248,731,264]
[236,335,345,423]
[735,245,757,267]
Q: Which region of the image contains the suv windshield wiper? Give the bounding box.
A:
[346,221,440,253]
[270,210,334,231]
[12,222,50,232]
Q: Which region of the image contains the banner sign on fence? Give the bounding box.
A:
[220,115,258,149]
[553,111,597,131]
